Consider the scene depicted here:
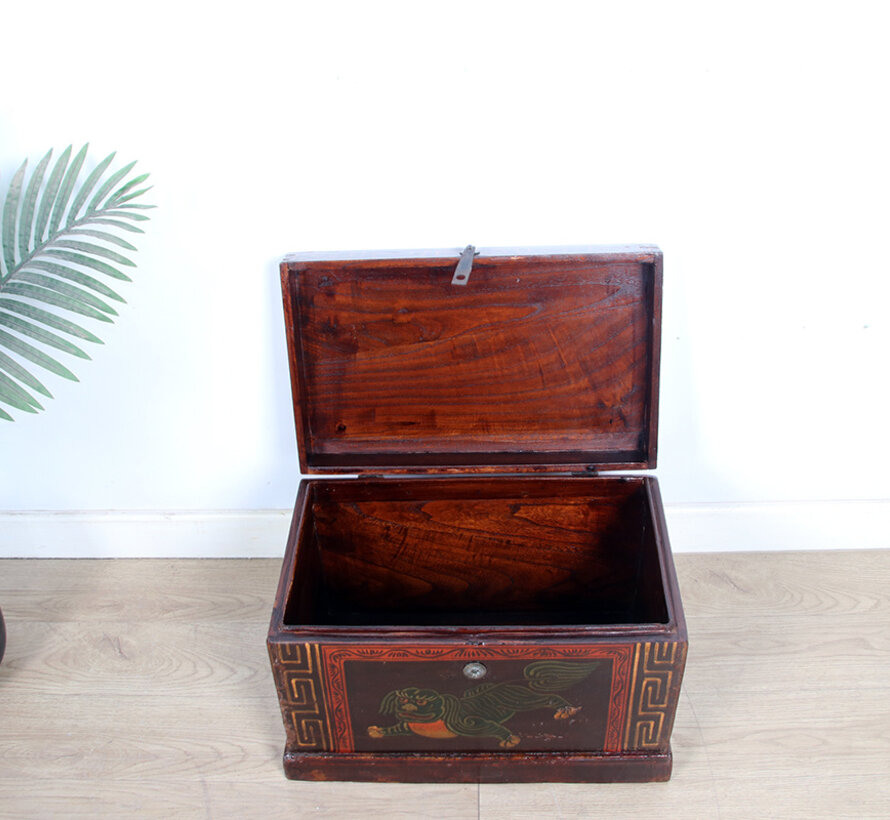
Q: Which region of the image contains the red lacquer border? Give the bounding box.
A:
[319,644,635,753]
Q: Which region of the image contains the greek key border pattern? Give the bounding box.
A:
[271,642,331,751]
[624,641,685,751]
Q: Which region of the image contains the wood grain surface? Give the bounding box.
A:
[282,249,661,473]
[305,477,657,625]
[1,551,888,818]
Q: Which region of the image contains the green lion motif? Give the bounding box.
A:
[367,660,598,748]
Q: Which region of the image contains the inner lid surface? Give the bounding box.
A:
[282,246,661,473]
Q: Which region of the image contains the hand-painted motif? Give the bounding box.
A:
[367,661,598,748]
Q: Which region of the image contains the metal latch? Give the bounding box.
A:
[463,662,488,680]
[452,244,477,286]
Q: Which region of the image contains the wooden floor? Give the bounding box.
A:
[0,551,888,819]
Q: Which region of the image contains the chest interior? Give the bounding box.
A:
[283,476,669,628]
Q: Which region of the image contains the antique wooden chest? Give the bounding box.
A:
[267,245,687,783]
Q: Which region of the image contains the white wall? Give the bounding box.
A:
[1,2,888,553]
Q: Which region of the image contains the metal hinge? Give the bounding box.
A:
[572,466,600,476]
[452,244,477,286]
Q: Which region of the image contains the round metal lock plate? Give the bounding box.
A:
[462,661,487,680]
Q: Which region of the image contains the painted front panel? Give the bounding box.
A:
[270,641,686,755]
[326,645,630,754]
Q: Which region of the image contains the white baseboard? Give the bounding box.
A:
[0,500,887,558]
[0,510,293,559]
[665,499,889,552]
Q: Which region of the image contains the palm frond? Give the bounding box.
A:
[0,144,153,419]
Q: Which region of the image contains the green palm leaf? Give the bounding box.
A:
[89,218,145,234]
[66,152,116,226]
[33,146,72,247]
[102,210,150,222]
[69,229,138,251]
[2,161,27,276]
[18,150,52,260]
[0,299,103,343]
[14,272,120,315]
[0,349,53,397]
[24,260,130,293]
[50,144,88,237]
[0,371,43,414]
[0,312,90,359]
[50,239,135,267]
[0,144,153,419]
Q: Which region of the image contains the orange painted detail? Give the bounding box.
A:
[407,720,458,739]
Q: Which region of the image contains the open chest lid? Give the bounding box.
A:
[281,245,662,475]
